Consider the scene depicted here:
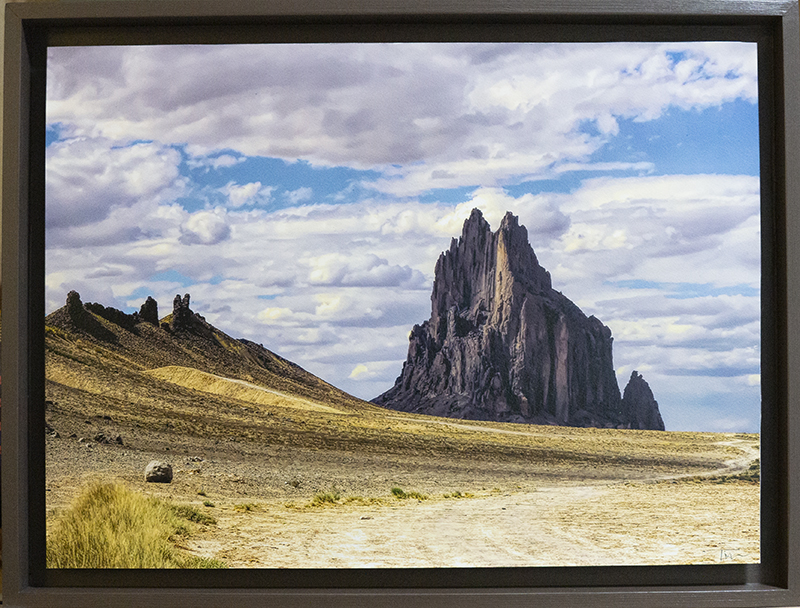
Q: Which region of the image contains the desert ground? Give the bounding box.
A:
[44,376,759,568]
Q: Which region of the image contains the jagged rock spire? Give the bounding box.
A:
[139,296,159,326]
[171,293,193,332]
[374,209,665,430]
[621,371,665,431]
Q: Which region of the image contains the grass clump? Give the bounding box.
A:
[443,490,474,499]
[172,504,217,525]
[391,487,428,500]
[309,491,341,506]
[233,502,259,513]
[46,482,225,569]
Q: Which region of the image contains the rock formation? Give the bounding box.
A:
[373,209,664,430]
[139,296,159,326]
[59,290,118,343]
[171,293,193,332]
[620,371,665,431]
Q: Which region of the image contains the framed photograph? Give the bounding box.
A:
[3,1,800,607]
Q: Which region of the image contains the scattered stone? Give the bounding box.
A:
[92,432,124,446]
[145,461,173,483]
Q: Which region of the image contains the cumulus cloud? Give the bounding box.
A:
[46,138,185,244]
[48,42,756,197]
[44,41,761,430]
[180,209,231,245]
[220,181,275,208]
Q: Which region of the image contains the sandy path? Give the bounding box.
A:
[186,481,759,568]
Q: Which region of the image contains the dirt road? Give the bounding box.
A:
[183,481,758,568]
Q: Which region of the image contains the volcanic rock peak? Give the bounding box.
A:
[374,209,665,430]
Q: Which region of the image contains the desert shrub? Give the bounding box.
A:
[233,502,259,513]
[46,482,224,569]
[310,491,341,506]
[443,490,473,499]
[391,487,427,500]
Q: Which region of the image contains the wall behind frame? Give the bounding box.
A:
[0,1,795,607]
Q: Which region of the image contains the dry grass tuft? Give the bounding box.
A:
[46,482,225,568]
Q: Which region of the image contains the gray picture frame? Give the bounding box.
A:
[3,1,800,606]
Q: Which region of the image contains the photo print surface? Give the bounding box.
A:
[44,41,761,569]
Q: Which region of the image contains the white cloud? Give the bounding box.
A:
[220,181,275,208]
[48,42,757,197]
[46,138,185,246]
[180,209,231,245]
[44,41,760,429]
[285,187,313,205]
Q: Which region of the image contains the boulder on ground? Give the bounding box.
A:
[144,460,173,483]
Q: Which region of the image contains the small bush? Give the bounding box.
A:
[443,490,473,499]
[233,503,259,513]
[46,482,225,569]
[310,491,341,506]
[203,500,215,508]
[391,487,427,500]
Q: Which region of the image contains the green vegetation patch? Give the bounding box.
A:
[46,482,225,569]
[391,487,428,500]
[443,490,474,499]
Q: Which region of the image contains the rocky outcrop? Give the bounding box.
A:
[373,209,664,430]
[139,296,159,326]
[59,290,118,343]
[84,301,139,332]
[620,371,665,431]
[171,294,193,332]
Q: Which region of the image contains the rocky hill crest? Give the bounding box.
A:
[46,290,374,414]
[373,209,665,431]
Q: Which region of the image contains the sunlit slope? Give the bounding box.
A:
[145,366,344,414]
[44,299,377,414]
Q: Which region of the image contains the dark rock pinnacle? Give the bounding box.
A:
[171,293,193,332]
[139,296,159,326]
[373,209,665,430]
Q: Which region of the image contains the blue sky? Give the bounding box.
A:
[45,42,760,432]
